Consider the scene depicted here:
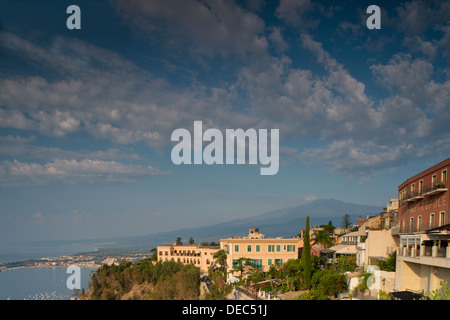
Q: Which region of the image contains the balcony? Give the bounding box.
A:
[395,222,442,235]
[399,181,447,206]
[422,182,447,196]
[398,240,450,268]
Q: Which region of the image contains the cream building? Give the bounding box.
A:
[157,244,219,275]
[220,227,303,280]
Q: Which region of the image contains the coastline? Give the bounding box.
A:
[1,265,99,272]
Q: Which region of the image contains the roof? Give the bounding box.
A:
[329,244,357,254]
[341,230,366,237]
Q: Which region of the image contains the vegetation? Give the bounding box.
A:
[311,269,347,299]
[85,259,200,300]
[201,241,220,246]
[302,216,312,289]
[342,214,352,228]
[331,255,356,273]
[204,268,232,300]
[374,251,396,272]
[422,280,450,300]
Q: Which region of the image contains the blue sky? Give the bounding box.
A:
[0,0,449,243]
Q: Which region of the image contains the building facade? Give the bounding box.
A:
[220,228,303,279]
[398,158,449,233]
[395,158,450,293]
[157,244,219,275]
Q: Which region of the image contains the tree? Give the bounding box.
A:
[342,214,352,228]
[312,229,334,249]
[213,249,227,273]
[321,221,335,234]
[312,269,347,298]
[175,237,182,245]
[150,248,157,261]
[375,251,396,272]
[302,216,312,289]
[189,237,195,245]
[232,257,253,280]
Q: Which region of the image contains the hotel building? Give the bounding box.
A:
[394,158,450,293]
[220,227,303,280]
[157,244,219,275]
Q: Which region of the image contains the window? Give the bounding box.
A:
[275,259,282,265]
[410,217,414,232]
[247,245,252,252]
[234,245,239,253]
[442,170,447,186]
[287,245,296,252]
[432,174,437,187]
[256,245,260,252]
[268,245,274,252]
[419,180,423,194]
[268,259,272,266]
[430,213,435,228]
[276,245,281,252]
[439,211,446,226]
[411,183,415,195]
[417,215,422,231]
[252,259,262,268]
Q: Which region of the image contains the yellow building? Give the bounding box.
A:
[220,227,303,280]
[157,244,219,275]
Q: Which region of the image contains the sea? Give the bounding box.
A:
[0,244,97,300]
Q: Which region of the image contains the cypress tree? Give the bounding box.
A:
[302,216,311,289]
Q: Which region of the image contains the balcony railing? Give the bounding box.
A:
[398,241,449,259]
[400,181,447,205]
[394,222,443,234]
[423,182,447,196]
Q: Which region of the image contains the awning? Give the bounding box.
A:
[426,223,450,233]
[390,290,424,300]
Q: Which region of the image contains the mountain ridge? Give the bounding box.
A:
[102,198,382,248]
[25,198,382,251]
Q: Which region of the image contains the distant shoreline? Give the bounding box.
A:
[1,265,97,272]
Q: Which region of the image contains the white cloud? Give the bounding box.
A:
[0,159,165,186]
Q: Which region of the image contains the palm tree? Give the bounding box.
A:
[312,229,335,249]
[232,257,253,280]
[213,249,228,273]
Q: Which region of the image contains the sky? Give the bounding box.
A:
[0,0,449,244]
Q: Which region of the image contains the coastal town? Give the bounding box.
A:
[0,251,152,272]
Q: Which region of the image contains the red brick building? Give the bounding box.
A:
[398,158,449,233]
[395,158,450,294]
